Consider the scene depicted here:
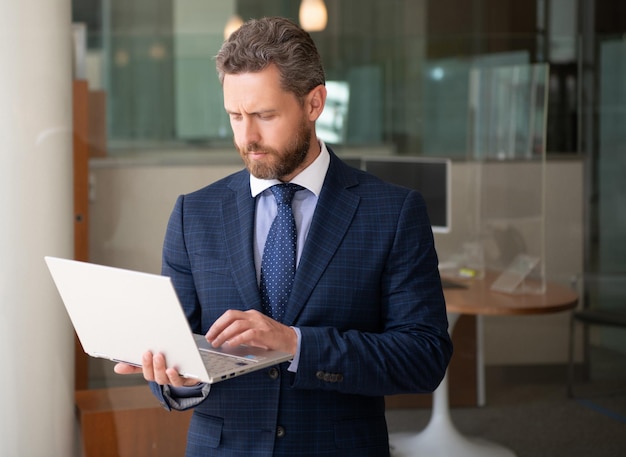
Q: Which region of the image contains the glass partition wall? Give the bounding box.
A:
[438,64,549,293]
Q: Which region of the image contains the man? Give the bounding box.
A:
[116,16,452,457]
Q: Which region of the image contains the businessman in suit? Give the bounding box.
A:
[115,16,452,457]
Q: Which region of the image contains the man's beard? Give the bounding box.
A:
[238,119,311,180]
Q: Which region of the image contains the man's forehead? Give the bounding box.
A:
[223,69,299,110]
[223,68,280,93]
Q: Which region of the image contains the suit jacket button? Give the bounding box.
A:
[276,426,286,438]
[268,367,279,380]
[316,371,325,380]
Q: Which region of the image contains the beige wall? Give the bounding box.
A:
[480,159,583,365]
[90,161,241,274]
[89,155,583,368]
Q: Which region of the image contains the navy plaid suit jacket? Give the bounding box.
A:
[151,151,452,456]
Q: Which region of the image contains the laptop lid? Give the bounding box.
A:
[44,256,292,383]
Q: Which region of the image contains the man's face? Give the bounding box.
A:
[223,65,322,181]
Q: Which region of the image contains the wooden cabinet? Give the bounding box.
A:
[75,386,193,457]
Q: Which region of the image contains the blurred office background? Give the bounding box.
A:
[72,0,624,268]
[62,1,626,455]
[5,1,624,455]
[70,0,625,382]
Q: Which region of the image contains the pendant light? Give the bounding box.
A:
[299,0,328,32]
[224,14,244,40]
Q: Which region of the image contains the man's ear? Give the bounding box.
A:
[307,85,327,122]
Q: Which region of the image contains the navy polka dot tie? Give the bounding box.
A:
[260,183,303,322]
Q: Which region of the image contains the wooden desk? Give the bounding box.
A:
[390,273,578,457]
[443,271,578,316]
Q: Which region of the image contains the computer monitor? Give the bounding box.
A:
[363,157,451,233]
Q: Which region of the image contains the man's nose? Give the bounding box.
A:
[241,119,260,145]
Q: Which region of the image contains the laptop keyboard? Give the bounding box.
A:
[199,349,253,372]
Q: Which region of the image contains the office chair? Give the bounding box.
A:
[567,274,626,398]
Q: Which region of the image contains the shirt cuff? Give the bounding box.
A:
[287,326,302,373]
[162,382,210,410]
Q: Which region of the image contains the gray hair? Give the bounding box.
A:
[215,16,326,101]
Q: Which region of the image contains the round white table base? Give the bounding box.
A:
[390,423,516,457]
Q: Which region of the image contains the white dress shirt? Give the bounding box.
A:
[250,140,330,281]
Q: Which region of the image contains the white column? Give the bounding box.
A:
[0,1,76,456]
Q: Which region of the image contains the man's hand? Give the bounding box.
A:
[114,310,296,384]
[206,309,297,355]
[114,352,201,387]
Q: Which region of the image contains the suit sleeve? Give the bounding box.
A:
[292,190,453,396]
[150,194,210,409]
[161,194,203,331]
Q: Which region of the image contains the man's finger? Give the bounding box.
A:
[141,351,156,382]
[113,362,142,375]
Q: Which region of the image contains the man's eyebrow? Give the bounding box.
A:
[255,109,278,115]
[226,108,278,115]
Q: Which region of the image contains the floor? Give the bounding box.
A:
[386,350,626,457]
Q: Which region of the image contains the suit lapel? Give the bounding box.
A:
[284,155,360,325]
[224,172,264,312]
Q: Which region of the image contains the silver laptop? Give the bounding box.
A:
[44,256,293,384]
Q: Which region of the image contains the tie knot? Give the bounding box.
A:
[270,183,304,206]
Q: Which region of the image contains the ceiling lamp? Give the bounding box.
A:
[224,14,244,40]
[299,0,328,32]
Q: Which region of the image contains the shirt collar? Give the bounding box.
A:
[250,140,330,198]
